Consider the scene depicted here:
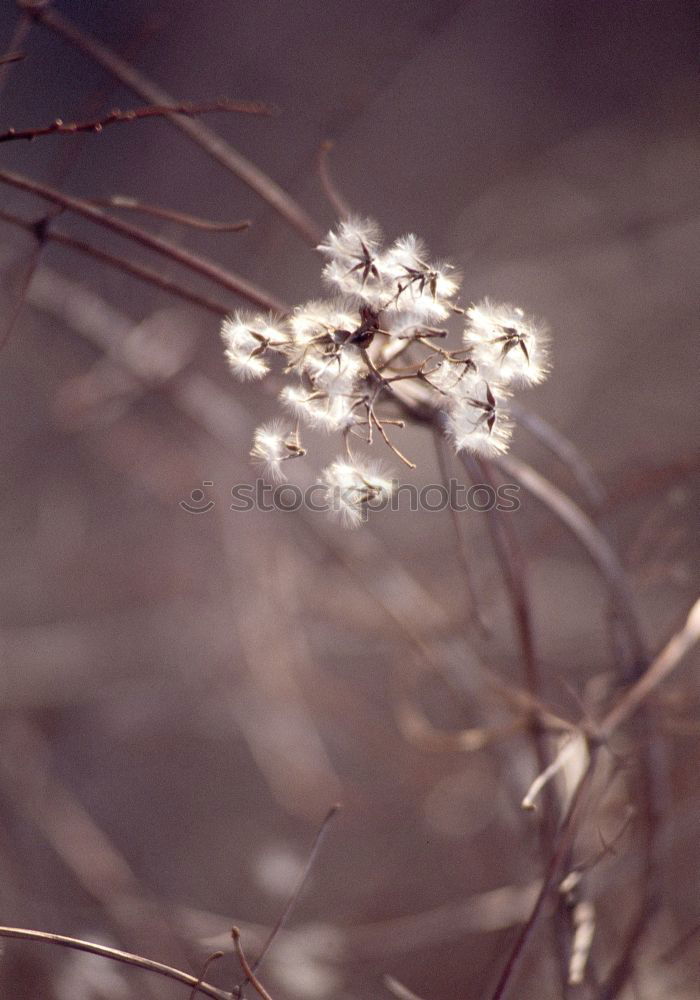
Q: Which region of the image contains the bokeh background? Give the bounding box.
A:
[0,2,698,998]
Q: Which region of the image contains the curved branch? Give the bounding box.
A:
[492,451,646,670]
[0,926,231,1000]
[509,401,606,511]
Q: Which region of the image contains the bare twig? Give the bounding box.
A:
[0,3,170,351]
[395,696,526,752]
[0,226,47,352]
[383,974,429,1000]
[509,400,606,512]
[595,905,649,1000]
[31,4,322,244]
[231,928,274,1000]
[598,597,700,739]
[492,451,646,673]
[369,406,416,467]
[0,99,272,143]
[95,195,251,232]
[433,432,490,635]
[316,140,352,220]
[0,208,231,315]
[465,455,574,992]
[461,455,558,825]
[189,952,225,1000]
[521,733,589,812]
[463,457,542,711]
[488,759,597,1000]
[660,920,700,964]
[0,718,192,993]
[567,900,595,986]
[0,6,32,98]
[485,450,665,1000]
[251,804,340,975]
[0,927,231,1000]
[0,50,26,66]
[0,168,286,311]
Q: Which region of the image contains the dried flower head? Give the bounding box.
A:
[320,458,394,527]
[220,216,552,522]
[250,420,305,481]
[222,311,289,380]
[464,299,550,386]
[446,377,513,457]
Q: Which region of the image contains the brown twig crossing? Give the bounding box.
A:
[30,4,323,244]
[0,168,286,312]
[0,207,232,316]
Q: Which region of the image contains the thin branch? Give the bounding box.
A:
[462,456,542,706]
[189,953,225,1000]
[0,51,26,66]
[509,401,606,512]
[461,455,555,814]
[0,168,286,311]
[383,975,429,1000]
[231,928,274,1000]
[433,431,489,635]
[576,806,635,875]
[487,451,670,1000]
[567,900,595,986]
[0,208,231,315]
[316,140,352,220]
[251,803,340,975]
[660,920,700,964]
[598,597,700,739]
[594,905,649,1000]
[32,4,323,244]
[0,6,32,98]
[460,452,569,986]
[0,717,194,995]
[369,407,416,468]
[488,759,597,1000]
[0,927,231,1000]
[0,99,272,143]
[0,228,46,352]
[521,733,589,812]
[390,395,647,680]
[492,451,646,673]
[395,695,527,752]
[96,195,251,232]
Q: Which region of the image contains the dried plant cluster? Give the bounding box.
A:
[221,218,549,523]
[1,5,698,1000]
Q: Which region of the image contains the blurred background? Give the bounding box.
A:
[0,2,698,998]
